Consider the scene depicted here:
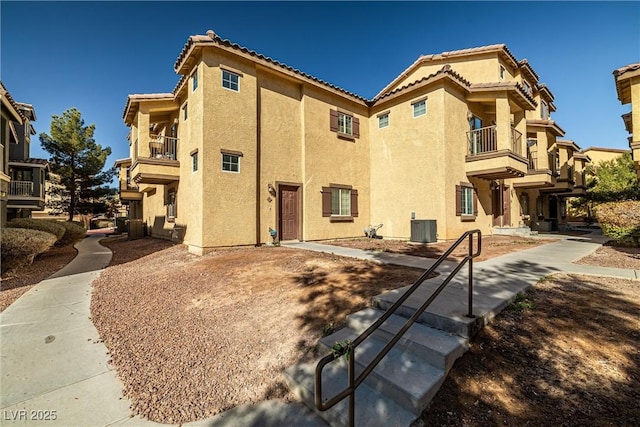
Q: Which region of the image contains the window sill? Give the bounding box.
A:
[337,133,356,142]
[461,215,476,222]
[330,216,354,223]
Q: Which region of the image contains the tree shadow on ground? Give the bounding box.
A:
[421,273,640,425]
[100,236,177,266]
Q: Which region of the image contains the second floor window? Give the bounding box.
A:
[500,65,506,80]
[222,153,240,172]
[523,80,532,95]
[338,112,353,135]
[192,68,198,91]
[378,113,389,128]
[191,151,198,172]
[413,99,426,118]
[541,101,549,119]
[222,70,240,92]
[182,103,188,120]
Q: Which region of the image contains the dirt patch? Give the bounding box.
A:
[322,235,555,262]
[576,243,640,270]
[90,241,425,424]
[420,273,640,426]
[100,235,177,266]
[0,244,77,312]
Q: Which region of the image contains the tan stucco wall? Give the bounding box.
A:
[581,148,629,165]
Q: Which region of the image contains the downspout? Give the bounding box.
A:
[255,74,262,246]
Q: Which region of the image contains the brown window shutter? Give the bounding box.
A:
[455,185,462,216]
[329,110,339,132]
[322,187,332,217]
[473,188,478,216]
[351,189,358,217]
[353,117,360,138]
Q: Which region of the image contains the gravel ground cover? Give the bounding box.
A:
[420,273,640,426]
[90,240,424,424]
[576,243,640,270]
[322,235,555,262]
[0,244,77,312]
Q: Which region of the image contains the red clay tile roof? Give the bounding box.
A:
[0,81,27,122]
[372,65,471,103]
[613,63,640,77]
[9,158,49,166]
[122,93,175,122]
[527,119,566,136]
[518,59,539,83]
[174,31,368,103]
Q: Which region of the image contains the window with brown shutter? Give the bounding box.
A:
[322,185,358,221]
[329,110,339,132]
[321,187,332,217]
[457,183,477,221]
[455,185,462,216]
[329,109,359,139]
[351,189,358,217]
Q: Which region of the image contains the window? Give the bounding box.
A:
[182,103,188,120]
[455,184,476,219]
[500,65,506,80]
[541,101,548,119]
[560,198,567,218]
[329,110,360,138]
[167,190,176,222]
[536,196,544,218]
[192,68,198,91]
[331,188,351,216]
[222,69,240,92]
[222,153,240,172]
[321,186,358,219]
[413,99,426,118]
[378,113,389,129]
[523,80,532,95]
[191,151,198,172]
[520,193,530,215]
[338,112,353,135]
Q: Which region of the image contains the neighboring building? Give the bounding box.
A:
[613,63,640,180]
[581,146,631,165]
[118,31,586,254]
[1,82,48,224]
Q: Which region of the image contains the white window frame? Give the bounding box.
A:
[461,187,474,216]
[338,112,353,135]
[500,65,506,80]
[378,113,389,129]
[192,68,198,91]
[331,187,351,217]
[182,103,188,121]
[523,80,531,95]
[222,70,240,92]
[222,153,240,173]
[541,101,548,119]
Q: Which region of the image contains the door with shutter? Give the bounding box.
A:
[279,185,300,241]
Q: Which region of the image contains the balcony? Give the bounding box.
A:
[513,151,556,189]
[9,181,34,196]
[130,135,180,185]
[465,126,528,179]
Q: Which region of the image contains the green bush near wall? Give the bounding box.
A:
[1,228,58,274]
[7,219,66,243]
[52,221,87,246]
[595,201,640,247]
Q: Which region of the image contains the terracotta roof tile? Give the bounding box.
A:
[122,93,175,121]
[174,31,367,103]
[372,65,471,103]
[518,59,539,82]
[0,81,27,122]
[613,63,640,77]
[9,157,49,166]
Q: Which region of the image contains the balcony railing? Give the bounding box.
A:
[9,181,34,196]
[467,126,522,157]
[149,135,178,160]
[527,151,537,171]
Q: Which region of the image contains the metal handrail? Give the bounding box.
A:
[315,230,481,426]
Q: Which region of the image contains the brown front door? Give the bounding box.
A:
[492,182,511,227]
[279,185,299,241]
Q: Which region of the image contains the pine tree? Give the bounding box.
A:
[39,108,115,221]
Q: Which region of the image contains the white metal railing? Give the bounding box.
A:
[9,180,34,196]
[467,125,522,156]
[149,135,178,160]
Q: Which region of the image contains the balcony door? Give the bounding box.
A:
[491,181,510,227]
[469,115,483,154]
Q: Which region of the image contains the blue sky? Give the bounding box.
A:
[2,1,638,175]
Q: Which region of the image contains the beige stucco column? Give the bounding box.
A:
[537,130,550,170]
[631,76,640,142]
[495,95,511,151]
[513,109,526,156]
[137,108,151,158]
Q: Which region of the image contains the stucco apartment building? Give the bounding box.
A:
[1,82,48,226]
[117,30,586,254]
[613,63,640,180]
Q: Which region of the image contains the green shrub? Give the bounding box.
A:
[1,228,57,274]
[7,218,66,243]
[53,221,87,246]
[595,201,640,247]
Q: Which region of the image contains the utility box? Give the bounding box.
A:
[410,219,437,243]
[128,219,145,240]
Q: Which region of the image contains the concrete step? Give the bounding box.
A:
[346,308,468,372]
[283,362,417,427]
[318,328,446,415]
[371,286,482,338]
